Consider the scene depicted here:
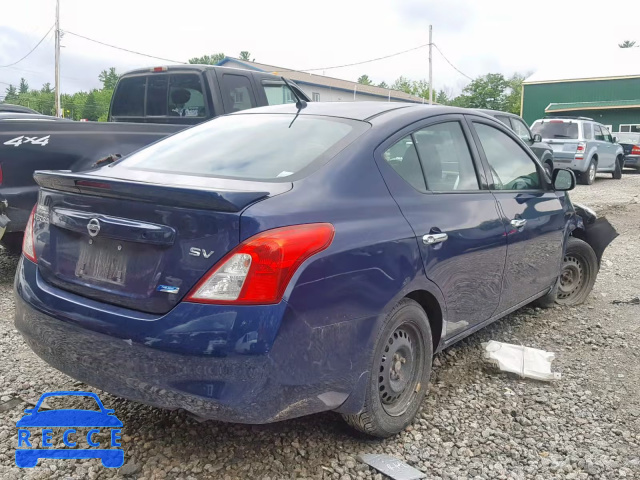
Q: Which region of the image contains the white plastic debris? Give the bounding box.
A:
[482,340,561,381]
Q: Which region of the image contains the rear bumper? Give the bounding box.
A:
[14,258,372,423]
[551,155,588,173]
[624,155,640,167]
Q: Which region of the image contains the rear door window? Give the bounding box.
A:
[583,122,593,139]
[413,122,479,191]
[262,82,296,105]
[220,74,256,112]
[531,121,579,139]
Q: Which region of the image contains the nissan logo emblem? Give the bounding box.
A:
[87,218,101,237]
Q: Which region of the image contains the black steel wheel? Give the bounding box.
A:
[342,298,433,438]
[555,237,598,306]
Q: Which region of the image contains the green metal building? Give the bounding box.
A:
[522,74,640,132]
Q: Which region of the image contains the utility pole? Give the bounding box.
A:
[54,0,61,117]
[428,25,433,105]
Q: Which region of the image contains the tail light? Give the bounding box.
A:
[575,142,586,160]
[632,145,640,155]
[22,206,37,263]
[186,223,335,305]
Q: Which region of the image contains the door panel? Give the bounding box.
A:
[492,192,566,312]
[375,116,507,338]
[469,117,566,311]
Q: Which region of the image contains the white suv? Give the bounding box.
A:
[531,117,624,185]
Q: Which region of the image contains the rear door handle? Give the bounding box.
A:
[510,218,527,228]
[423,233,448,245]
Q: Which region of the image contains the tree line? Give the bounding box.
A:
[357,72,526,114]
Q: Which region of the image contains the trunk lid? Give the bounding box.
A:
[546,140,580,161]
[33,170,290,314]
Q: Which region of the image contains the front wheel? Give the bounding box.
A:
[342,298,432,438]
[612,157,623,179]
[544,162,553,179]
[555,237,598,306]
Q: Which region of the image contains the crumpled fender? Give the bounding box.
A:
[572,204,619,266]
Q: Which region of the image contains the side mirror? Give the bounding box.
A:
[552,168,576,191]
[532,133,542,143]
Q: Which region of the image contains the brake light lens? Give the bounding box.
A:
[575,142,586,159]
[186,223,335,304]
[632,145,640,155]
[22,206,37,263]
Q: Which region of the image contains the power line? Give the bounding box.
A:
[63,30,187,64]
[433,44,473,81]
[299,42,432,72]
[0,25,55,68]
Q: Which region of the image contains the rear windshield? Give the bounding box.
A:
[616,133,640,144]
[121,114,366,180]
[531,121,579,139]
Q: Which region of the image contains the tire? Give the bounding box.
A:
[544,162,553,179]
[342,298,433,438]
[555,237,598,306]
[579,159,597,185]
[0,232,23,254]
[612,156,623,179]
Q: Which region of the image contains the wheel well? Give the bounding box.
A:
[591,155,598,163]
[406,290,443,351]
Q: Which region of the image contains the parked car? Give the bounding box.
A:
[476,109,554,177]
[0,64,308,250]
[0,104,39,114]
[614,131,640,171]
[15,103,616,438]
[531,116,624,185]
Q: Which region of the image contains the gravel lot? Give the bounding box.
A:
[0,171,638,479]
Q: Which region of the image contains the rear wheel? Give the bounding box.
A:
[555,237,598,306]
[544,162,553,179]
[612,156,623,179]
[342,298,432,438]
[579,159,597,185]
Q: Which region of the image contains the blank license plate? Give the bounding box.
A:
[75,241,127,285]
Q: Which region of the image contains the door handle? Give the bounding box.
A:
[510,218,527,228]
[423,233,448,245]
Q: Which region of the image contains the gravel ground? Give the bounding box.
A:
[0,171,638,480]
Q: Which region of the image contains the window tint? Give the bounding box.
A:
[583,122,593,140]
[262,82,296,105]
[474,123,541,190]
[594,125,605,141]
[510,118,532,141]
[383,136,427,192]
[123,114,363,180]
[531,120,579,139]
[111,76,145,117]
[221,74,256,112]
[413,122,479,191]
[168,74,206,117]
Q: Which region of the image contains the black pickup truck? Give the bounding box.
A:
[0,64,308,249]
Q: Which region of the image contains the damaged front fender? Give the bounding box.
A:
[572,203,619,266]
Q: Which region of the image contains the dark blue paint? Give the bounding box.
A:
[15,103,577,424]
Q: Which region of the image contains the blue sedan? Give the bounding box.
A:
[15,102,609,437]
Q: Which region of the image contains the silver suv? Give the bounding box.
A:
[531,117,624,185]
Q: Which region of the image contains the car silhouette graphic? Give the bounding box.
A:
[15,391,124,468]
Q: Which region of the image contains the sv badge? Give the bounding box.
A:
[189,247,215,258]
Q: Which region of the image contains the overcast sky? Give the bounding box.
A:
[1,0,639,96]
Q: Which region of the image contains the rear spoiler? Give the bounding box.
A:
[34,170,276,212]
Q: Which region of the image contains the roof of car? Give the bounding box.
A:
[234,102,478,122]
